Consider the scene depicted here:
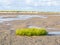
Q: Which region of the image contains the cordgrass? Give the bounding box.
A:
[16,28,48,36]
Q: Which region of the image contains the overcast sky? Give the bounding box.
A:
[0,0,60,12]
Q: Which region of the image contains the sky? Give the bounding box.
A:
[0,0,60,12]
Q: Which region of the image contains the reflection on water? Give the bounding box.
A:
[0,15,48,23]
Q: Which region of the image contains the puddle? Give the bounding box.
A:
[48,32,60,35]
[48,15,60,16]
[17,15,48,19]
[0,15,48,23]
[28,25,41,28]
[47,28,56,29]
[46,28,60,30]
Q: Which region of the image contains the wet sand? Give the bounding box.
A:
[0,15,60,45]
[1,15,60,32]
[0,30,60,45]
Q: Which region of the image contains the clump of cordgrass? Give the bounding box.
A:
[16,28,48,36]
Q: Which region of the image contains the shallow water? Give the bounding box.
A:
[17,15,48,19]
[48,32,60,35]
[0,15,48,23]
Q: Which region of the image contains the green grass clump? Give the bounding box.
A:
[16,28,48,36]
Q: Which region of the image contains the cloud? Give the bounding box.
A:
[0,0,13,5]
[25,0,32,4]
[0,0,59,7]
[34,3,39,6]
[25,0,60,6]
[0,0,59,12]
[51,1,59,6]
[42,0,52,1]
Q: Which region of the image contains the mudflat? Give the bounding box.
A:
[0,30,60,45]
[0,15,60,45]
[1,15,60,32]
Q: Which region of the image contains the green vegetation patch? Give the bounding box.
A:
[16,28,48,36]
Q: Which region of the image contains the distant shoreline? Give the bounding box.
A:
[0,11,60,15]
